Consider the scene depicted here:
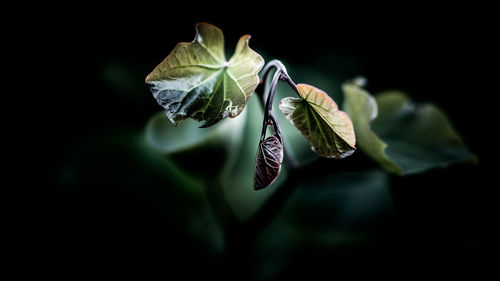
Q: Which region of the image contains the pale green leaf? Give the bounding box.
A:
[144,106,246,178]
[343,82,474,175]
[279,84,356,159]
[342,82,402,174]
[145,22,264,127]
[220,97,287,221]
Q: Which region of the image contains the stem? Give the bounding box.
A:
[258,60,300,142]
[264,70,282,121]
[260,69,282,142]
[257,60,301,168]
[267,114,281,142]
[212,61,323,263]
[261,59,288,80]
[280,72,301,98]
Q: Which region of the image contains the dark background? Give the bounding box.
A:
[41,5,491,157]
[18,4,494,278]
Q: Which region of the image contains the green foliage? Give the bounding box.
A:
[141,21,476,202]
[342,82,400,173]
[139,22,476,268]
[145,23,264,127]
[145,106,246,180]
[146,98,285,220]
[279,83,356,159]
[55,20,482,279]
[218,97,285,220]
[343,82,474,175]
[144,22,474,179]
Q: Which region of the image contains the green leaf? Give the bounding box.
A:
[270,62,341,164]
[147,98,285,221]
[279,84,356,159]
[342,82,401,174]
[343,82,474,175]
[60,131,225,253]
[252,169,394,278]
[145,22,264,127]
[144,106,247,179]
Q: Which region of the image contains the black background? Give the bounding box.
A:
[39,5,491,157]
[15,4,494,278]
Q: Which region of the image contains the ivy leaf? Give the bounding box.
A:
[343,82,474,175]
[145,22,264,127]
[254,135,284,190]
[342,82,401,174]
[279,84,356,159]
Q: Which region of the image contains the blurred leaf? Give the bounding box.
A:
[254,135,283,190]
[144,105,246,179]
[343,82,474,175]
[373,91,474,174]
[252,169,395,278]
[279,84,356,158]
[220,97,287,221]
[342,82,401,173]
[145,22,264,127]
[60,131,224,253]
[145,96,285,221]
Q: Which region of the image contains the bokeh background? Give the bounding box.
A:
[26,4,493,278]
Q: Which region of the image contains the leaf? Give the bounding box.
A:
[254,135,284,190]
[145,110,245,155]
[342,82,401,174]
[279,84,356,159]
[220,97,287,221]
[60,131,225,254]
[147,98,282,221]
[343,82,474,175]
[144,106,247,179]
[145,22,264,127]
[271,64,335,164]
[252,169,394,277]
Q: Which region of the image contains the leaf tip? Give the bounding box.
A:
[240,34,251,42]
[195,22,223,32]
[253,184,266,191]
[338,147,356,159]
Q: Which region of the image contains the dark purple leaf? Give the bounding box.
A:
[254,135,284,190]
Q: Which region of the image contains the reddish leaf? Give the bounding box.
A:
[254,135,283,190]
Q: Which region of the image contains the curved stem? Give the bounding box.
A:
[260,70,282,139]
[260,59,288,103]
[261,59,288,80]
[280,72,301,98]
[264,70,282,119]
[258,60,302,166]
